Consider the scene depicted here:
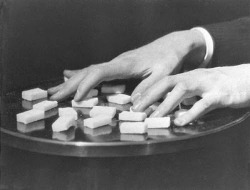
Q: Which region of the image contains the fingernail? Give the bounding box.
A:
[132,101,142,111]
[74,90,81,101]
[150,111,160,118]
[50,92,60,100]
[175,118,186,126]
[131,93,141,103]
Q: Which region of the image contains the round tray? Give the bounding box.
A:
[1,79,250,157]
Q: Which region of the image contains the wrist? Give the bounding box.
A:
[178,29,207,70]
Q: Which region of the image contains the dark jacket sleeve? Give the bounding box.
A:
[203,16,250,67]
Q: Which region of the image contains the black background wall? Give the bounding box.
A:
[1,0,250,93]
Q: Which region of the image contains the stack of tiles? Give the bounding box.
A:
[17,120,45,133]
[17,109,45,124]
[84,106,116,129]
[119,111,147,134]
[16,88,50,134]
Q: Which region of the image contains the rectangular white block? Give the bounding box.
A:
[119,122,147,134]
[22,88,47,101]
[33,100,58,111]
[84,115,112,129]
[106,94,131,105]
[119,111,147,121]
[59,107,78,120]
[17,120,45,133]
[101,84,126,94]
[72,97,98,108]
[145,117,171,128]
[52,116,76,132]
[16,109,45,124]
[86,89,98,98]
[89,106,116,118]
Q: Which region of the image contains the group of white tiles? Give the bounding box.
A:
[17,83,196,134]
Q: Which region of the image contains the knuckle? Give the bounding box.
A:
[87,64,98,71]
[176,82,188,93]
[87,64,103,76]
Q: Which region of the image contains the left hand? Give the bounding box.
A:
[132,64,250,126]
[48,30,206,101]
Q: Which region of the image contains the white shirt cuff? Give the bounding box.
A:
[191,27,214,68]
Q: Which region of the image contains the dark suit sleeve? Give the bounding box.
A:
[203,16,250,67]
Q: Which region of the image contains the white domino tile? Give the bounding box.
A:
[106,94,131,105]
[84,115,112,129]
[119,122,147,134]
[22,88,47,101]
[145,117,171,128]
[16,109,45,124]
[72,97,98,108]
[119,111,147,121]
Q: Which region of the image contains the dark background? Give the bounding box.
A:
[1,1,250,189]
[1,0,250,94]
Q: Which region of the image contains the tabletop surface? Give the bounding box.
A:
[1,79,250,157]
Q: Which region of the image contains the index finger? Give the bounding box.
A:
[50,70,87,101]
[132,76,178,112]
[174,96,217,126]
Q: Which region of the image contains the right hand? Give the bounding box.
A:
[48,29,206,102]
[131,64,250,126]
